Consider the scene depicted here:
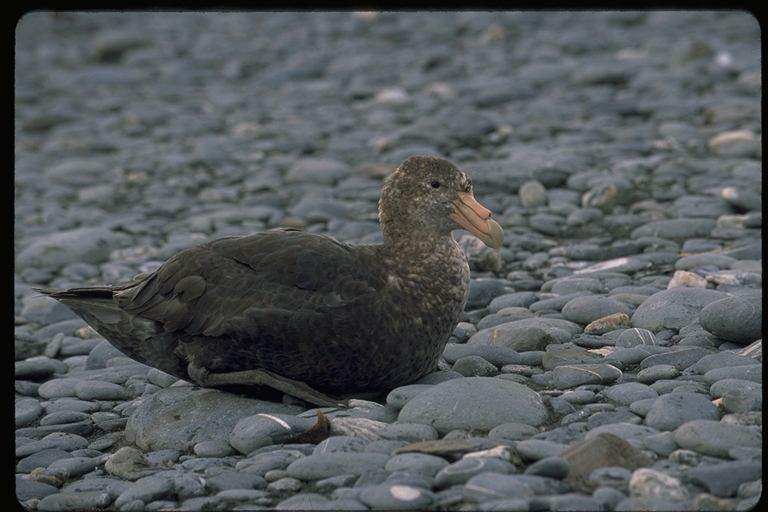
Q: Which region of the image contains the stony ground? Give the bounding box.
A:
[15,11,761,511]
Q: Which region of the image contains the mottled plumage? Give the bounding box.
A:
[36,156,503,406]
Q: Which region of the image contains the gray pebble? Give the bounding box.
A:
[682,460,762,498]
[552,363,622,389]
[398,377,548,435]
[452,355,498,377]
[721,387,762,413]
[385,384,433,409]
[193,441,234,458]
[695,351,759,374]
[359,483,435,510]
[489,422,540,441]
[674,253,737,271]
[16,432,89,458]
[230,412,320,454]
[631,288,728,332]
[46,456,100,478]
[37,491,113,511]
[561,295,631,325]
[630,218,716,242]
[638,347,707,371]
[643,392,720,431]
[378,423,439,442]
[487,292,537,312]
[592,486,627,509]
[709,378,761,399]
[462,472,535,503]
[642,431,679,457]
[524,456,570,479]
[699,294,762,344]
[73,380,128,401]
[113,475,174,509]
[385,452,449,476]
[515,439,569,460]
[40,410,91,426]
[674,419,762,457]
[17,448,73,473]
[15,476,60,502]
[16,398,42,428]
[207,471,267,493]
[442,343,521,366]
[434,457,512,488]
[314,436,367,454]
[234,449,305,476]
[703,364,761,385]
[615,328,658,348]
[286,453,390,480]
[635,364,679,383]
[519,179,549,208]
[15,358,65,381]
[275,492,331,510]
[126,387,302,453]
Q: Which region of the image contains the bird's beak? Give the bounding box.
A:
[449,191,504,250]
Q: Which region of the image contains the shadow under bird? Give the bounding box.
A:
[35,155,504,407]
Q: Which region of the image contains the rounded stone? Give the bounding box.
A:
[384,453,449,476]
[615,328,658,348]
[462,472,535,503]
[398,377,548,435]
[377,423,439,442]
[552,363,622,389]
[442,344,521,367]
[636,364,679,384]
[673,420,762,457]
[524,456,570,479]
[630,218,716,243]
[286,453,390,481]
[698,295,762,344]
[125,387,302,453]
[631,288,729,332]
[519,179,548,208]
[434,457,511,488]
[561,296,632,325]
[359,483,435,510]
[452,356,498,377]
[643,392,720,431]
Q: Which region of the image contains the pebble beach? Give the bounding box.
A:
[14,11,762,511]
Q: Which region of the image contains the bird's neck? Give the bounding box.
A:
[382,233,470,290]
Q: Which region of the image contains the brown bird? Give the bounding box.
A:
[35,156,503,407]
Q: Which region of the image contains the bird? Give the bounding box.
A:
[35,155,504,407]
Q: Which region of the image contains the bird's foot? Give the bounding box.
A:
[187,363,349,408]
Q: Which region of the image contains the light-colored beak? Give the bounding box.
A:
[449,191,504,250]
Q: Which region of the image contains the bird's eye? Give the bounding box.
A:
[430,181,440,189]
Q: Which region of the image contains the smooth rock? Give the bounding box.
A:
[359,483,435,510]
[286,453,390,480]
[561,296,632,325]
[615,328,658,348]
[17,227,124,271]
[552,363,622,389]
[398,377,548,435]
[699,294,762,344]
[434,457,512,488]
[674,420,762,457]
[631,288,728,332]
[125,387,302,453]
[681,461,762,497]
[643,392,720,431]
[628,468,689,503]
[462,472,535,503]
